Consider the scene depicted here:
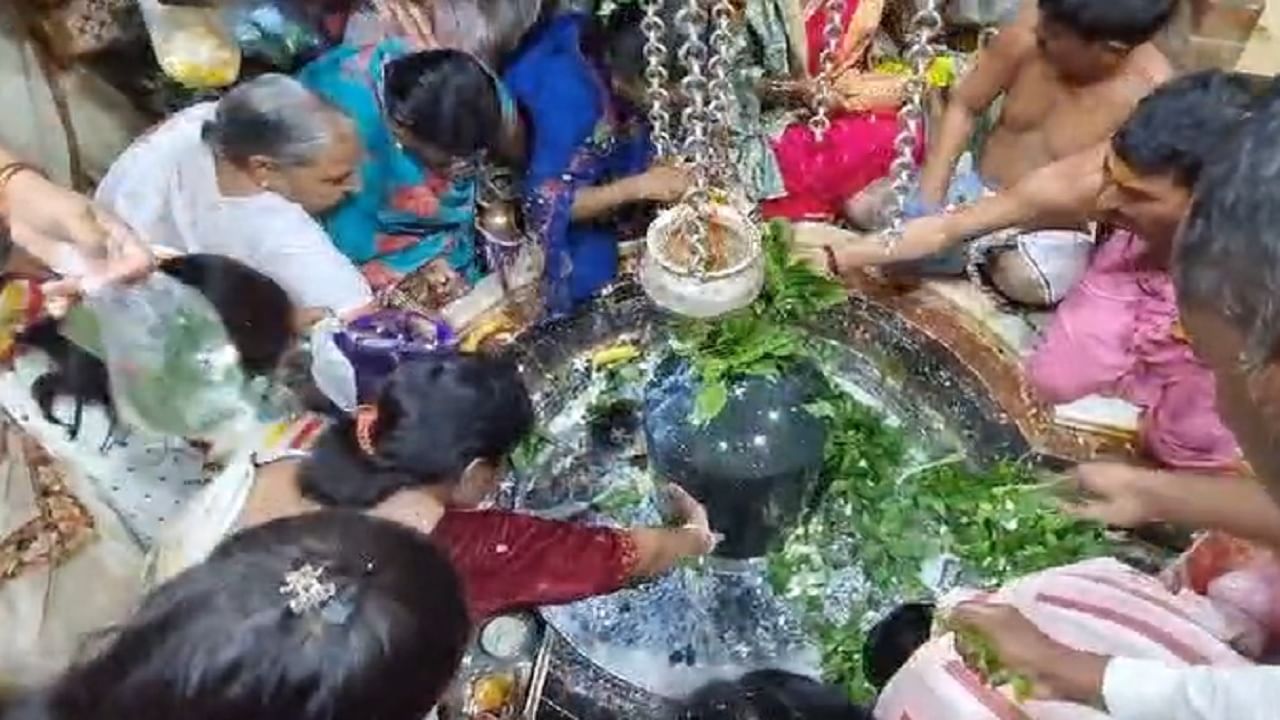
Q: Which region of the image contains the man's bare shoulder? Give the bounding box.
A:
[1124,43,1176,89]
[991,21,1040,58]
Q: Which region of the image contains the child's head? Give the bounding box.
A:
[1036,0,1173,82]
[595,1,684,108]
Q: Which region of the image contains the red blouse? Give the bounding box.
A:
[431,509,639,620]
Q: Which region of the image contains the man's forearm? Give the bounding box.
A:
[1144,471,1280,549]
[839,191,1032,267]
[917,105,976,204]
[939,190,1036,241]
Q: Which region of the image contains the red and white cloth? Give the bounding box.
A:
[874,557,1263,720]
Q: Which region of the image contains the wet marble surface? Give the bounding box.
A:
[495,282,1057,718]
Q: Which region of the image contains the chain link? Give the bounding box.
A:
[641,0,674,159]
[809,0,846,139]
[882,0,943,249]
[707,0,737,185]
[676,0,713,275]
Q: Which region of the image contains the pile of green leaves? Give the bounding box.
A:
[769,393,1111,700]
[672,221,847,423]
[948,623,1035,701]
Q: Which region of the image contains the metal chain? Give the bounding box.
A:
[809,0,846,139]
[883,0,943,249]
[641,0,674,159]
[676,0,713,275]
[706,0,737,185]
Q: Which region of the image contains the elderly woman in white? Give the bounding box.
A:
[94,74,373,318]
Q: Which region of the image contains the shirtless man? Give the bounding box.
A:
[869,0,1173,306]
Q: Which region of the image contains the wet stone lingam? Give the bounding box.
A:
[643,355,829,560]
[529,350,828,700]
[501,282,1040,719]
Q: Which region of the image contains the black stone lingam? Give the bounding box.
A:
[642,355,829,559]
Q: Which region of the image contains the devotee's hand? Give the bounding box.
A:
[762,79,818,107]
[793,214,960,277]
[664,482,718,553]
[791,222,861,278]
[2,167,153,297]
[949,602,1108,705]
[630,164,692,204]
[1060,462,1162,528]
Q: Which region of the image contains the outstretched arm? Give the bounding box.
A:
[948,602,1280,718]
[570,165,691,222]
[794,143,1106,274]
[0,144,152,291]
[1065,462,1280,551]
[916,27,1028,206]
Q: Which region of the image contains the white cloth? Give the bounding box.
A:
[0,354,206,547]
[0,358,159,686]
[147,415,319,585]
[1103,658,1280,720]
[94,103,373,314]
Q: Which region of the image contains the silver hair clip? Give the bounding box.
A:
[280,563,337,615]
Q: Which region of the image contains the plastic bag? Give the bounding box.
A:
[331,309,456,404]
[138,0,242,88]
[234,1,326,70]
[75,273,263,441]
[1165,531,1280,653]
[307,316,358,413]
[1208,563,1280,645]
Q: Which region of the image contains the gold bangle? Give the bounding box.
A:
[0,162,46,217]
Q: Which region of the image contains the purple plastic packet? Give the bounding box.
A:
[332,309,457,403]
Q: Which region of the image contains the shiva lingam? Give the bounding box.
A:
[643,355,829,559]
[508,283,1030,717]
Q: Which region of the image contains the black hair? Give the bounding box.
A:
[19,253,294,438]
[1038,0,1174,46]
[598,4,649,84]
[1112,70,1256,187]
[676,670,870,720]
[4,511,470,720]
[299,352,534,507]
[1175,87,1280,366]
[862,602,934,691]
[383,49,505,158]
[595,0,685,85]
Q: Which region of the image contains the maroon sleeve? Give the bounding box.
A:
[431,509,638,620]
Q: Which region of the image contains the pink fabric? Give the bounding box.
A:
[760,0,906,221]
[874,558,1253,720]
[1025,230,1240,469]
[763,110,903,220]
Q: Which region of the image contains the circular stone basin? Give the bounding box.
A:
[499,284,1030,719]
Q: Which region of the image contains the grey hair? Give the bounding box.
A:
[202,73,341,168]
[1174,88,1280,369]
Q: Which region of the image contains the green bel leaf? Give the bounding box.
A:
[692,380,729,425]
